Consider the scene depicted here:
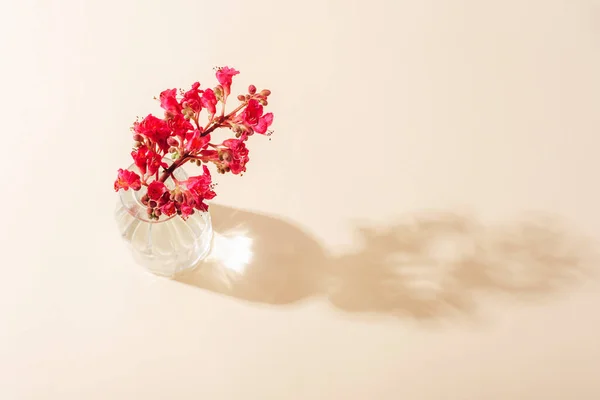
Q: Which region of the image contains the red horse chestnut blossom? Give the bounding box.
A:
[215,66,239,98]
[114,169,141,191]
[114,66,274,220]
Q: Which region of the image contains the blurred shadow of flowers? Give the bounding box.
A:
[175,205,596,320]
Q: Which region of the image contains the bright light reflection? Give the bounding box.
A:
[207,231,253,274]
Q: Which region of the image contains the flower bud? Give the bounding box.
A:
[184,108,195,119]
[259,99,268,106]
[214,86,224,101]
[133,134,144,142]
[154,209,162,217]
[147,207,153,215]
[260,89,271,97]
[248,85,257,95]
[149,200,157,208]
[175,193,184,203]
[237,94,245,101]
[141,195,149,205]
[133,141,142,148]
[167,137,179,147]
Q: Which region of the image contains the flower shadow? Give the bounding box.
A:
[327,212,594,319]
[175,205,596,320]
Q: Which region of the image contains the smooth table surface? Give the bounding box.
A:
[2,0,600,399]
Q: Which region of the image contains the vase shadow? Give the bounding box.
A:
[175,205,596,320]
[176,204,328,304]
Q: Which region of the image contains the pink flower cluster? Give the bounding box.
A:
[114,67,274,220]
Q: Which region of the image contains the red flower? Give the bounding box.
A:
[147,181,168,200]
[182,82,202,113]
[115,68,275,219]
[131,147,149,175]
[201,88,217,115]
[132,147,166,176]
[216,66,239,97]
[235,99,273,134]
[185,130,210,153]
[193,200,209,212]
[254,112,274,134]
[134,114,172,152]
[241,99,263,125]
[185,166,216,211]
[169,114,194,139]
[160,201,176,217]
[114,169,141,191]
[199,149,219,162]
[147,150,167,175]
[222,138,249,174]
[187,166,215,195]
[159,88,182,115]
[159,191,172,206]
[179,203,194,219]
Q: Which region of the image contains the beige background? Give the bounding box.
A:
[1,0,600,399]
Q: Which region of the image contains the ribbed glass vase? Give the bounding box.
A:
[114,160,213,277]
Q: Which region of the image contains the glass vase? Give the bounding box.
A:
[114,160,213,277]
